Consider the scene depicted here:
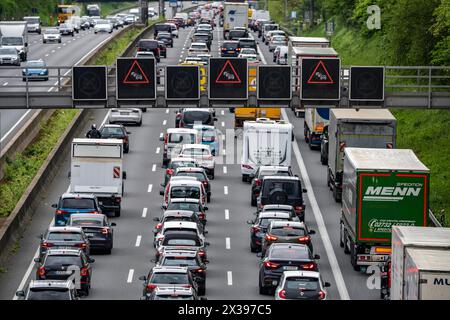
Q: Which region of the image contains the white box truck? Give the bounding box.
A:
[223,2,249,38]
[0,21,28,61]
[241,118,293,182]
[69,138,126,217]
[391,226,450,300]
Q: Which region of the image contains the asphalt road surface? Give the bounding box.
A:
[0,12,379,300]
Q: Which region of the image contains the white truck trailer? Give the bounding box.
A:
[390,226,450,300]
[0,21,28,61]
[241,118,293,182]
[69,138,126,217]
[223,2,249,38]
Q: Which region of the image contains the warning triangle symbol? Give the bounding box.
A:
[123,60,150,85]
[307,60,334,84]
[215,60,242,84]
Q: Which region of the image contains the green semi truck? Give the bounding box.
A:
[339,148,430,271]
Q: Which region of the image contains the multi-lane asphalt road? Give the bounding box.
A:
[0,12,380,300]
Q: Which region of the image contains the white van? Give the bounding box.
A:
[161,128,199,166]
[241,118,293,182]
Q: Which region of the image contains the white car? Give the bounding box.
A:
[238,53,259,65]
[167,23,179,38]
[42,28,61,43]
[135,51,155,58]
[188,42,209,56]
[179,144,215,179]
[274,271,331,300]
[94,19,113,33]
[109,108,142,126]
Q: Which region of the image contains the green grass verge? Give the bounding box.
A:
[0,25,146,218]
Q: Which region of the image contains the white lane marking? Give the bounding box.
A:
[148,184,153,193]
[100,111,110,128]
[281,109,350,300]
[45,53,49,57]
[224,209,229,220]
[68,41,71,43]
[57,46,61,49]
[166,108,169,114]
[221,121,225,127]
[2,82,8,86]
[224,186,228,195]
[135,235,142,247]
[152,164,156,172]
[127,269,134,283]
[63,43,66,46]
[156,147,160,154]
[221,110,224,115]
[51,50,55,53]
[223,166,227,174]
[225,237,230,249]
[227,271,233,285]
[0,110,32,144]
[162,120,167,126]
[142,208,148,218]
[222,149,226,155]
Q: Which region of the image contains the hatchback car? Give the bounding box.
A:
[220,40,239,57]
[99,124,131,153]
[177,108,216,129]
[35,249,94,296]
[258,243,320,295]
[261,221,315,256]
[172,167,211,202]
[250,166,293,206]
[108,108,142,126]
[22,60,49,81]
[59,23,75,36]
[163,198,208,225]
[139,267,197,299]
[275,271,330,300]
[136,39,161,62]
[269,35,288,52]
[0,47,20,66]
[16,280,78,300]
[155,230,209,262]
[39,226,90,260]
[94,19,113,33]
[68,213,116,254]
[188,42,209,56]
[161,179,207,207]
[153,210,205,237]
[52,193,102,226]
[248,212,292,252]
[179,144,215,179]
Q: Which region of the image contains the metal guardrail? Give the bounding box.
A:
[429,209,444,227]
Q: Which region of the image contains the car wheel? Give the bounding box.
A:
[105,247,112,254]
[350,242,360,271]
[259,283,269,295]
[58,40,61,43]
[207,193,211,203]
[138,119,142,126]
[343,229,351,254]
[250,241,257,253]
[320,153,327,165]
[22,78,26,81]
[251,196,256,207]
[124,145,129,153]
[141,108,147,112]
[115,209,121,217]
[43,40,46,44]
[308,136,314,150]
[339,223,345,249]
[242,175,248,183]
[198,285,206,296]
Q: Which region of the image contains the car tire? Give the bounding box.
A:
[58,39,61,43]
[115,207,121,217]
[198,285,206,296]
[350,242,360,271]
[207,193,211,203]
[242,175,248,183]
[22,78,26,82]
[259,283,269,295]
[141,108,147,112]
[343,229,351,254]
[320,153,327,165]
[124,145,129,153]
[251,196,256,207]
[250,241,257,253]
[105,248,112,254]
[138,119,142,126]
[339,222,345,248]
[209,170,214,180]
[308,136,314,150]
[43,40,46,44]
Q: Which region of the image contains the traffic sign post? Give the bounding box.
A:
[116,58,156,100]
[257,66,292,100]
[209,58,248,100]
[72,66,107,101]
[350,66,385,101]
[165,66,200,100]
[301,58,341,100]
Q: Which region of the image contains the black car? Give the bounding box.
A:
[220,41,239,57]
[39,226,90,260]
[155,248,208,295]
[156,32,173,48]
[154,23,172,38]
[320,125,329,165]
[136,39,161,62]
[99,124,131,153]
[228,29,248,40]
[257,176,307,221]
[258,243,320,295]
[158,41,167,58]
[178,108,216,129]
[237,38,258,54]
[250,166,293,206]
[68,214,116,254]
[35,248,94,296]
[163,198,208,226]
[139,266,198,298]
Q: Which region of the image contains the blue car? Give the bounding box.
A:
[22,60,49,81]
[52,193,102,226]
[193,124,220,156]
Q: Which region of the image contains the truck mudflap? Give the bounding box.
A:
[357,246,391,266]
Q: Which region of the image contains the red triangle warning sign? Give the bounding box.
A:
[215,60,242,84]
[307,60,334,84]
[123,60,150,85]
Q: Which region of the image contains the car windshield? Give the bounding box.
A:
[26,61,45,68]
[100,127,125,137]
[45,255,82,268]
[47,232,83,241]
[0,48,17,55]
[183,111,211,124]
[200,130,216,142]
[272,36,286,42]
[151,273,189,284]
[162,256,198,267]
[1,37,23,46]
[61,198,95,209]
[168,133,196,144]
[25,18,40,24]
[44,29,59,34]
[175,172,205,181]
[70,218,103,226]
[259,218,288,229]
[270,247,309,260]
[170,186,200,198]
[27,289,71,300]
[284,277,319,291]
[167,203,200,212]
[182,148,210,156]
[263,181,300,197]
[191,44,206,50]
[270,226,306,237]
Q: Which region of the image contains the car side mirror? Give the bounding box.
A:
[34,258,40,263]
[127,131,131,134]
[160,183,165,187]
[159,136,164,141]
[15,291,25,297]
[302,188,307,193]
[150,259,157,263]
[159,190,164,196]
[110,222,117,227]
[204,242,210,246]
[138,275,147,281]
[122,172,127,180]
[309,229,316,235]
[213,118,218,121]
[51,204,57,208]
[324,282,331,288]
[204,259,210,264]
[204,207,208,211]
[153,217,160,222]
[204,230,208,234]
[89,258,95,263]
[314,254,320,260]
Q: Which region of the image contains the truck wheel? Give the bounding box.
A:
[350,244,360,271]
[339,222,345,248]
[242,175,248,183]
[304,127,309,143]
[308,136,314,150]
[327,170,332,190]
[333,187,339,202]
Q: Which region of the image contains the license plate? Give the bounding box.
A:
[229,51,235,53]
[120,112,130,116]
[283,266,298,271]
[55,271,72,275]
[373,256,387,262]
[85,233,95,237]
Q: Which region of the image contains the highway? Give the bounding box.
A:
[0,12,380,300]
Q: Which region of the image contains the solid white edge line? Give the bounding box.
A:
[281,109,350,300]
[224,209,229,220]
[135,235,142,247]
[142,207,148,218]
[1,110,32,143]
[127,269,134,283]
[227,271,233,285]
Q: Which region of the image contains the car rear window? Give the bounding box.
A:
[270,226,306,237]
[162,256,198,267]
[45,255,82,268]
[259,170,290,178]
[259,218,288,229]
[27,290,71,300]
[229,30,246,38]
[223,42,238,49]
[167,203,200,212]
[182,148,210,156]
[239,39,255,46]
[61,198,95,209]
[47,232,83,241]
[138,40,158,49]
[164,216,193,223]
[151,273,189,284]
[175,172,206,181]
[70,218,103,226]
[270,246,309,260]
[168,133,196,144]
[284,277,319,291]
[170,186,200,199]
[100,127,125,137]
[263,180,300,197]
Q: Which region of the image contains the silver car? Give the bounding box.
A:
[109,108,142,126]
[0,47,20,66]
[43,28,61,43]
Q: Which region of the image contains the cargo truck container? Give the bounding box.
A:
[340,148,430,271]
[327,109,397,202]
[304,107,330,149]
[0,21,28,61]
[69,138,126,217]
[234,107,281,129]
[390,226,450,300]
[223,2,249,38]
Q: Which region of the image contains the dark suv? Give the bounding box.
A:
[250,166,293,206]
[154,23,172,38]
[237,38,258,54]
[220,41,239,57]
[257,176,307,221]
[136,39,161,62]
[156,32,173,48]
[178,109,216,128]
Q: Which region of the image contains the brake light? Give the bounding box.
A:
[115,197,122,203]
[265,234,278,241]
[181,284,192,288]
[198,212,205,220]
[198,250,205,257]
[88,211,99,215]
[278,289,286,299]
[263,261,280,269]
[194,268,205,273]
[123,136,129,143]
[155,223,162,230]
[41,242,53,248]
[101,228,109,235]
[56,210,68,215]
[251,226,260,233]
[294,205,305,213]
[255,179,261,186]
[166,169,174,175]
[302,263,316,270]
[298,235,311,243]
[318,290,326,300]
[80,267,89,277]
[164,134,168,144]
[38,266,45,277]
[147,284,157,290]
[202,180,208,185]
